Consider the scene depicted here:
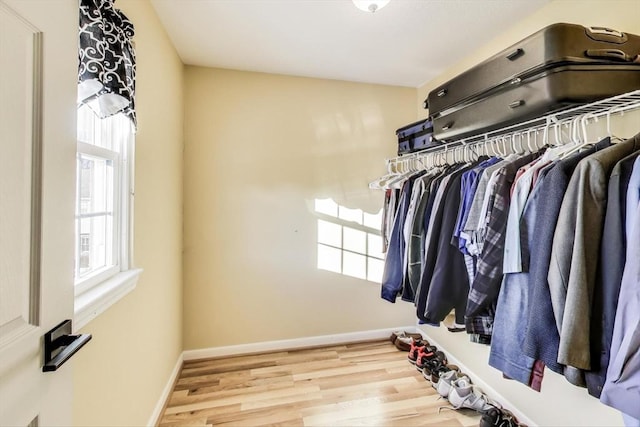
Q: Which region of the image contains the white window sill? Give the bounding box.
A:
[74,268,143,331]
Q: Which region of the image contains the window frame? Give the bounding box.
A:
[314,203,385,283]
[73,108,142,331]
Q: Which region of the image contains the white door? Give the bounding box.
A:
[0,1,79,425]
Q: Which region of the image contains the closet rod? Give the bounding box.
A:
[382,89,640,174]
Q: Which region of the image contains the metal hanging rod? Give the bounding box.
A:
[385,89,640,170]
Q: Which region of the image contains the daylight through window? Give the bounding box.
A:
[75,104,133,294]
[314,198,384,282]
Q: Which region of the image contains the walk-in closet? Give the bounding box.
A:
[0,0,638,426]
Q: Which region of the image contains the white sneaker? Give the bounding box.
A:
[448,378,495,412]
[437,371,470,398]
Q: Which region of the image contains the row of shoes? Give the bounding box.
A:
[390,332,526,427]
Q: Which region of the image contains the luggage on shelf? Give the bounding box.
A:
[425,23,640,142]
[396,118,437,155]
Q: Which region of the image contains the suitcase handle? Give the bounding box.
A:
[585,48,639,63]
[586,26,627,44]
[442,122,454,131]
[506,48,524,61]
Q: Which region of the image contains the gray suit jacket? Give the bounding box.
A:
[600,199,640,419]
[548,134,640,374]
[588,150,640,397]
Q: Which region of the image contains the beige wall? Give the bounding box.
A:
[73,1,184,426]
[416,1,639,425]
[183,67,417,350]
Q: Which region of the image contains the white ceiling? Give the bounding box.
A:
[151,0,550,88]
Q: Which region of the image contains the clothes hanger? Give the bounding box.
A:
[542,119,551,148]
[511,134,519,155]
[518,132,529,154]
[552,119,564,147]
[535,128,544,152]
[509,134,518,155]
[369,160,395,189]
[556,114,602,159]
[536,116,571,161]
[524,130,532,153]
[500,135,510,157]
[378,158,412,189]
[558,115,590,158]
[487,136,497,159]
[385,160,415,189]
[513,132,525,155]
[453,146,465,163]
[372,160,400,189]
[605,106,625,143]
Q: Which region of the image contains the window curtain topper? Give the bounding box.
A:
[78,0,136,126]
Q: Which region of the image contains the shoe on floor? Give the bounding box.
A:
[422,352,450,376]
[416,349,445,373]
[425,363,458,384]
[448,378,495,412]
[389,331,423,343]
[437,370,470,398]
[480,406,522,427]
[393,336,413,351]
[407,340,430,364]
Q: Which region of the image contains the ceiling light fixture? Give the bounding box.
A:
[352,0,390,13]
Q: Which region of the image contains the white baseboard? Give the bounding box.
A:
[147,352,184,427]
[182,326,411,361]
[414,327,536,427]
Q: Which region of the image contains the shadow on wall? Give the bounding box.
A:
[312,197,384,283]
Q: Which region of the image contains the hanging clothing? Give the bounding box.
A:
[461,157,513,256]
[380,177,415,302]
[381,189,398,252]
[412,170,451,307]
[600,199,640,420]
[415,165,467,323]
[455,159,501,254]
[548,136,640,386]
[400,171,428,301]
[521,138,612,377]
[405,172,440,301]
[421,165,475,325]
[502,157,551,274]
[489,157,548,387]
[375,128,640,413]
[465,153,537,338]
[589,151,640,397]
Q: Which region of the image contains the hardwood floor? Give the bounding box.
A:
[158,340,481,426]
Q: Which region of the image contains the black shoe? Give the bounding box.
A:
[480,406,522,427]
[416,349,445,372]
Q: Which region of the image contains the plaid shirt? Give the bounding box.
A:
[466,153,538,336]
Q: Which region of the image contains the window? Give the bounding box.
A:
[74,104,141,330]
[314,198,384,282]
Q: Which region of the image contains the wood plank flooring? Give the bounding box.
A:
[158,340,481,426]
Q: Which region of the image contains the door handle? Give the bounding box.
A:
[42,319,92,372]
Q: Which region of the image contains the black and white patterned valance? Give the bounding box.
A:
[78,0,136,126]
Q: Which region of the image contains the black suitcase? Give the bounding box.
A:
[426,23,640,115]
[426,23,640,141]
[396,119,437,155]
[432,64,640,141]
